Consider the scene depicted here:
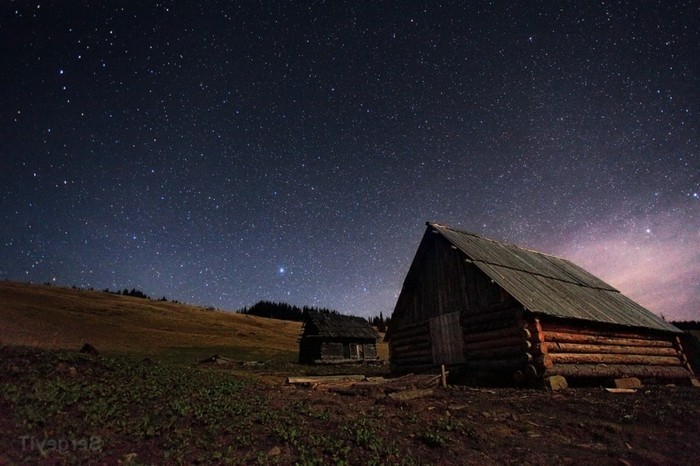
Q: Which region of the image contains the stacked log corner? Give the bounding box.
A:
[461,305,532,378]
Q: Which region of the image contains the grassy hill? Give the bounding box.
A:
[0,281,303,364]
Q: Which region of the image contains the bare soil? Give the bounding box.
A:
[1,345,699,465]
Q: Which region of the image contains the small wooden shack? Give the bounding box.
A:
[298,311,379,364]
[386,222,696,385]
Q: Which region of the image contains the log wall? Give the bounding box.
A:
[300,339,379,364]
[389,321,432,372]
[531,319,693,381]
[321,341,345,360]
[460,305,532,376]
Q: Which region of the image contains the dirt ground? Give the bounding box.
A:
[282,382,700,465]
[1,346,699,465]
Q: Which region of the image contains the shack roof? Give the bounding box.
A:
[302,310,379,340]
[429,222,680,333]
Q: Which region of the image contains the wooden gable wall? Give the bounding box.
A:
[389,229,524,372]
[392,229,514,328]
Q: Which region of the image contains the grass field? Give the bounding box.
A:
[0,281,305,364]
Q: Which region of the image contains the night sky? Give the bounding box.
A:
[1,1,697,321]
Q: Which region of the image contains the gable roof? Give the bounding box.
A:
[429,222,680,333]
[302,310,379,340]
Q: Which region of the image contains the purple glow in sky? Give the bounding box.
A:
[547,203,699,321]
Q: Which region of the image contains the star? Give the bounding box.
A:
[0,1,696,320]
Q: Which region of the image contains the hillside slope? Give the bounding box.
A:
[0,281,301,363]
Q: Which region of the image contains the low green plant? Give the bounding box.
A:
[419,429,446,448]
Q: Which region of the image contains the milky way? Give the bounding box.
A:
[1,1,697,320]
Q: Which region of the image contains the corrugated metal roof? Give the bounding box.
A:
[430,223,680,333]
[303,310,379,339]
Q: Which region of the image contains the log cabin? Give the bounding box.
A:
[298,310,379,364]
[386,222,696,385]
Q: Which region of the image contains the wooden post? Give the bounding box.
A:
[440,364,447,388]
[675,336,696,376]
[531,318,545,343]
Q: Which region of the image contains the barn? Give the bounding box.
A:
[386,222,696,385]
[298,311,379,364]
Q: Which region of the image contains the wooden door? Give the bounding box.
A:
[429,311,465,365]
[349,343,364,359]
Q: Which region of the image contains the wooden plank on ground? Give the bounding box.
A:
[286,375,367,385]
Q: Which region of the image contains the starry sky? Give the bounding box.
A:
[1,1,697,321]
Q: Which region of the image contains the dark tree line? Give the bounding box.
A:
[237,300,391,330]
[237,301,337,322]
[102,288,151,300]
[671,321,700,330]
[370,312,389,332]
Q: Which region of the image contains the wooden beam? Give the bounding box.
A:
[461,308,517,327]
[390,348,433,359]
[545,364,692,380]
[463,326,530,344]
[544,331,674,348]
[462,318,523,334]
[390,338,430,351]
[466,345,527,361]
[464,355,531,371]
[286,375,367,384]
[543,353,682,366]
[463,336,531,352]
[389,324,430,340]
[541,323,676,341]
[541,342,680,356]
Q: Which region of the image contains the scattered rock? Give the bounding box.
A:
[243,361,264,367]
[612,378,642,389]
[68,366,78,378]
[118,453,138,465]
[199,354,233,365]
[545,375,568,391]
[267,446,281,457]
